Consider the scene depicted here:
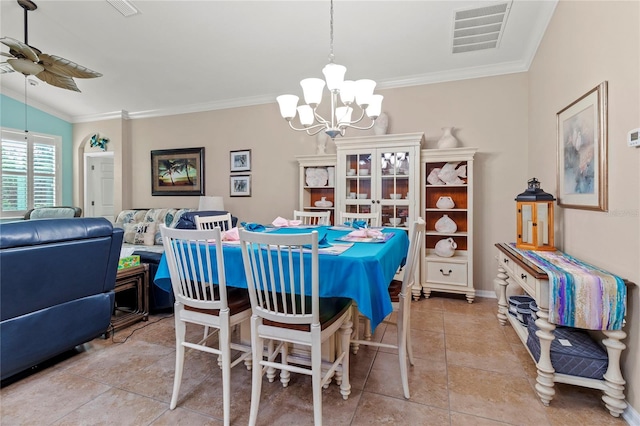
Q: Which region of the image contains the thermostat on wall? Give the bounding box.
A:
[629,128,640,147]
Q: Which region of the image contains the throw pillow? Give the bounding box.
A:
[130,222,158,245]
[122,223,139,244]
[143,222,157,246]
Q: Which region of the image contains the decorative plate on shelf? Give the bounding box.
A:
[305,168,329,187]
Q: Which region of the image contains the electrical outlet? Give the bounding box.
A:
[628,128,640,147]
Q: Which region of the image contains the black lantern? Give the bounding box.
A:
[515,178,556,251]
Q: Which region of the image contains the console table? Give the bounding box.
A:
[494,243,628,417]
[106,264,149,337]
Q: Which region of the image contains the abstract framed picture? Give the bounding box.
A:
[151,147,205,196]
[230,175,251,197]
[556,81,608,211]
[230,149,251,172]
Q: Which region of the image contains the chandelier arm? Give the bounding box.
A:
[339,120,376,131]
[345,107,367,125]
[312,110,331,126]
[286,121,326,133]
[306,127,328,137]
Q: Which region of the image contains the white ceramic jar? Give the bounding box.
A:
[436,196,455,209]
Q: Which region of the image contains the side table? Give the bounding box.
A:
[106,263,149,337]
[494,243,629,417]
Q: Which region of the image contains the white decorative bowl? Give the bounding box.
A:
[358,193,368,199]
[390,193,402,200]
[360,169,369,176]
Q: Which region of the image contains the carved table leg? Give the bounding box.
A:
[534,309,556,406]
[601,329,627,417]
[495,264,509,326]
[412,285,422,301]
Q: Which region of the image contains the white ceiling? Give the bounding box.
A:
[0,0,557,123]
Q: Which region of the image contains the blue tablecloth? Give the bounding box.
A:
[154,226,409,330]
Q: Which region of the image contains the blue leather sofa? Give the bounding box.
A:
[0,218,123,381]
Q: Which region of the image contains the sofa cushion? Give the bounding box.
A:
[115,209,147,226]
[175,210,238,230]
[143,208,194,244]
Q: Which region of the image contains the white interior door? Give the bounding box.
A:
[85,153,115,222]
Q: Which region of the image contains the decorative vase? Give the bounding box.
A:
[314,196,333,207]
[436,196,455,209]
[316,132,329,154]
[435,214,457,233]
[373,112,389,135]
[434,237,457,257]
[437,127,459,149]
[327,166,335,186]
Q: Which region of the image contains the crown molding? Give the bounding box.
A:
[1,87,73,122]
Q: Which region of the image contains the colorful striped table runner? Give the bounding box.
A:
[509,244,626,331]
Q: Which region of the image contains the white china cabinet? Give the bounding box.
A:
[334,133,424,230]
[295,154,337,225]
[420,147,477,302]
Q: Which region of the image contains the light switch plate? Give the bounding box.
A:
[628,128,640,147]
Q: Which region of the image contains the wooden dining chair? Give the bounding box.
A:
[293,210,331,226]
[239,228,353,426]
[160,225,252,426]
[350,217,425,399]
[339,211,381,227]
[195,213,233,231]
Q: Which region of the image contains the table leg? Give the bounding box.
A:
[534,309,556,406]
[601,329,627,417]
[411,281,422,301]
[495,264,509,326]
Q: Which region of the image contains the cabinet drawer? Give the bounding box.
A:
[426,261,467,286]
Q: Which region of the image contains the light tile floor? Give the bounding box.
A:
[0,295,628,425]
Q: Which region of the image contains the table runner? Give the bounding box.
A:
[509,244,626,330]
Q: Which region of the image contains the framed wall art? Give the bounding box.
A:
[230,149,251,172]
[230,175,251,197]
[151,147,205,196]
[556,81,608,211]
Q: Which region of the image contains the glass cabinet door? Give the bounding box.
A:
[379,150,411,227]
[344,152,374,214]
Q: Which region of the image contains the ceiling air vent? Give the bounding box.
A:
[452,1,512,54]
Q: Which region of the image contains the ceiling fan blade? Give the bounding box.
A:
[39,53,101,79]
[1,52,15,58]
[36,69,80,92]
[0,37,39,62]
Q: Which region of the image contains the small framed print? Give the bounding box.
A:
[230,175,251,197]
[230,149,251,172]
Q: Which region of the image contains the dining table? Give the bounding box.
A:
[153,225,409,331]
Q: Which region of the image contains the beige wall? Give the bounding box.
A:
[528,0,639,414]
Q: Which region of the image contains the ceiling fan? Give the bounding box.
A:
[0,0,101,92]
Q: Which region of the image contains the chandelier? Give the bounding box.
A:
[276,0,383,139]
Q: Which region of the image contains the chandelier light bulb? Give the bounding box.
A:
[297,105,315,126]
[366,94,384,118]
[276,95,299,120]
[300,78,325,107]
[339,80,356,105]
[335,106,353,125]
[354,79,376,107]
[322,63,346,92]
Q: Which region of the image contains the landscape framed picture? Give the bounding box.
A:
[556,81,608,211]
[230,149,251,172]
[230,175,251,197]
[151,147,205,196]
